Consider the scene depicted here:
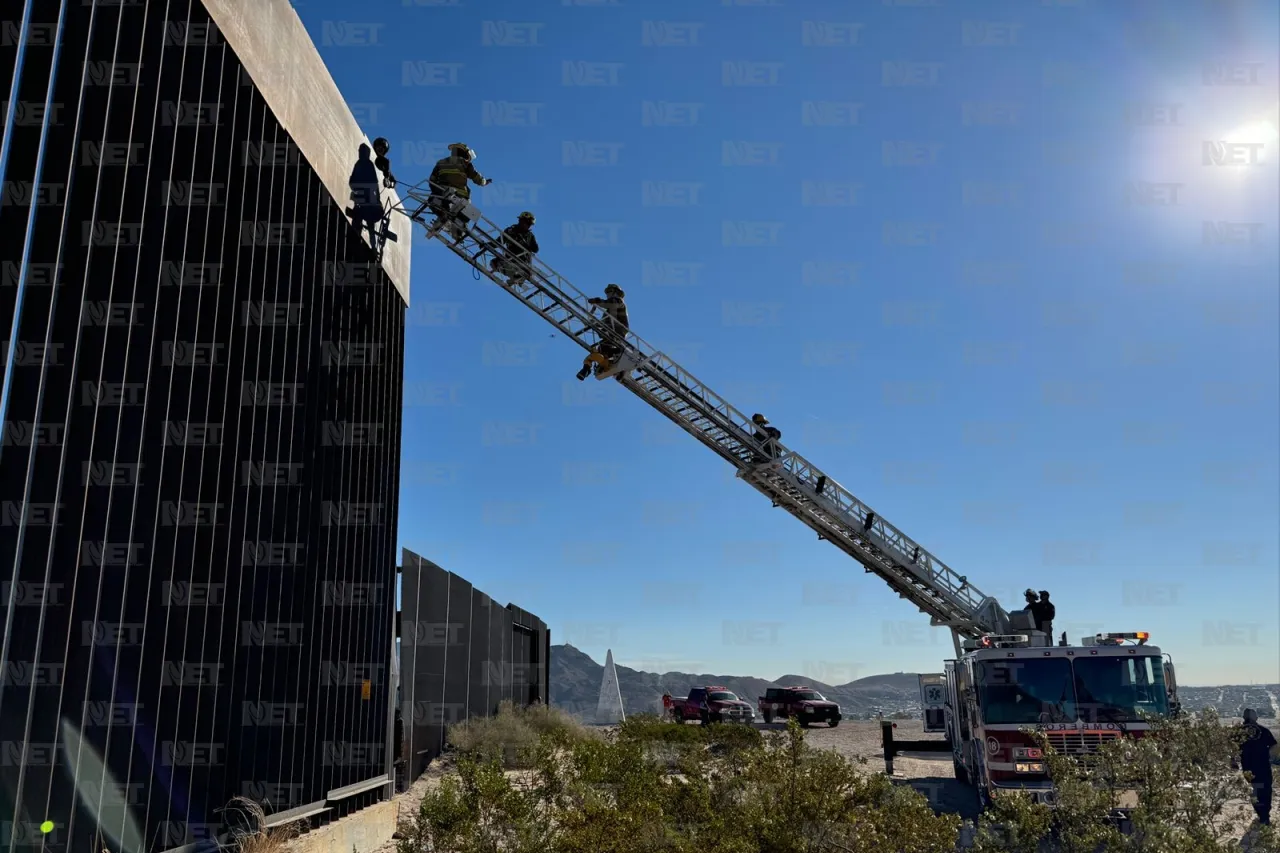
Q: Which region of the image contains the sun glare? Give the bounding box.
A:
[1223,119,1280,146]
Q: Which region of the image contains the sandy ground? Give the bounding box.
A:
[366,719,1274,851]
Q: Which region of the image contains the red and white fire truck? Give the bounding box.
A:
[917,629,1180,811]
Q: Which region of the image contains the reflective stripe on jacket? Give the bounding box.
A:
[430,156,484,197]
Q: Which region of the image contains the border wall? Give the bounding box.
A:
[398,549,550,784]
[1,1,406,849]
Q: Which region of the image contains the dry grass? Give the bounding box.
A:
[446,699,602,768]
[218,796,300,852]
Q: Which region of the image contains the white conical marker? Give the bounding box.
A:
[595,649,625,724]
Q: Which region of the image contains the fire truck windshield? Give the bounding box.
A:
[789,691,825,701]
[709,691,738,702]
[977,656,1169,725]
[977,659,1075,725]
[1072,655,1168,721]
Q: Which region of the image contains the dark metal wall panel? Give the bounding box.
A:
[442,573,471,737]
[403,556,447,781]
[396,552,548,783]
[467,592,492,718]
[488,599,507,712]
[397,550,421,767]
[0,1,406,849]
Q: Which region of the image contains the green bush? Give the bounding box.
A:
[617,713,707,746]
[405,707,1279,852]
[401,718,959,853]
[616,714,763,752]
[445,699,601,769]
[973,708,1280,853]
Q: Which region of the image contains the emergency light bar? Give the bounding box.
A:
[1094,632,1150,646]
[979,634,1029,648]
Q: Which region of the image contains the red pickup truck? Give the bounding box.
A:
[664,686,756,724]
[758,686,842,727]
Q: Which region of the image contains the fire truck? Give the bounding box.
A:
[917,629,1180,812]
[392,170,1181,812]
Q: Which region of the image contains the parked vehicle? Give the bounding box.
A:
[668,686,756,724]
[758,686,841,727]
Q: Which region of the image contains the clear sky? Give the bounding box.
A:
[298,0,1279,687]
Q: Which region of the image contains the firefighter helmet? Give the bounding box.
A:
[604,283,624,298]
[372,137,390,155]
[752,413,768,425]
[518,211,535,224]
[448,142,475,162]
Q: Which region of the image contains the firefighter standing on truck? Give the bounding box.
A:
[576,284,629,381]
[429,142,492,239]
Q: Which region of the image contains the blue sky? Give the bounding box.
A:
[299,0,1278,686]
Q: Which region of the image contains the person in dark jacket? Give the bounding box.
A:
[577,284,630,380]
[490,211,539,288]
[751,413,782,461]
[1024,589,1055,640]
[1239,709,1276,825]
[1035,590,1055,639]
[429,142,492,240]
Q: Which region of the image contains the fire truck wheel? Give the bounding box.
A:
[827,719,839,728]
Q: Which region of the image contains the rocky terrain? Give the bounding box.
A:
[551,644,1279,720]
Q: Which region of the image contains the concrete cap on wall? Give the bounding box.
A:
[202,0,412,306]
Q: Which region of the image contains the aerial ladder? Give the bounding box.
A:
[393,183,1014,658]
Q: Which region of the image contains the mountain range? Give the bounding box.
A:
[549,645,1280,720]
[550,644,935,720]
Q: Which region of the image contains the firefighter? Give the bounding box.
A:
[428,142,492,239]
[1035,590,1055,639]
[576,284,629,381]
[372,137,397,188]
[489,211,539,288]
[1237,709,1277,826]
[751,414,782,461]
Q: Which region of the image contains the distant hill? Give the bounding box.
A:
[549,645,1279,720]
[550,644,923,720]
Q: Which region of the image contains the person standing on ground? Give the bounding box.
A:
[1238,708,1277,826]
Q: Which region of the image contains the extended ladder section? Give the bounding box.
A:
[396,182,1011,642]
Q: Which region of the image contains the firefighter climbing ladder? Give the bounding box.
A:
[396,182,1011,655]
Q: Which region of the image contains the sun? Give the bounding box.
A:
[1222,118,1280,146]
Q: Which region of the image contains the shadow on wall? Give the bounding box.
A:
[347,139,399,256]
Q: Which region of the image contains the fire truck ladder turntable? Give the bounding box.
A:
[395,183,1012,657]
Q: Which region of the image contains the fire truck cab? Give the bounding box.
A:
[924,630,1179,812]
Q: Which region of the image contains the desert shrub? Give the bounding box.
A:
[406,708,1279,852]
[706,721,764,753]
[618,713,708,746]
[976,708,1280,853]
[617,714,763,752]
[401,717,958,853]
[446,699,600,769]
